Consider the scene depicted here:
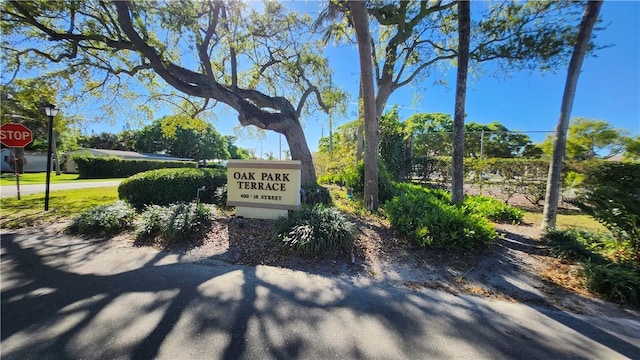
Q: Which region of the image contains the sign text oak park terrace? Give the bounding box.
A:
[233,171,290,191]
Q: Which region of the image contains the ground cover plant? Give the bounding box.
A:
[543,228,639,307]
[67,200,136,235]
[385,183,496,251]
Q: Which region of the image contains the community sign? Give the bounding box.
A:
[226,159,301,219]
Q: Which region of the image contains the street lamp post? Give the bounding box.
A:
[43,103,59,211]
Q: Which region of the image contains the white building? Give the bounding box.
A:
[1,148,193,173]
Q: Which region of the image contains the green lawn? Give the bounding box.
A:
[522,209,607,233]
[0,186,119,228]
[0,172,122,186]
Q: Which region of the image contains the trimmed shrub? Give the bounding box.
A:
[273,204,355,257]
[135,202,215,244]
[301,183,332,206]
[72,153,197,178]
[408,156,451,186]
[385,183,496,251]
[464,195,524,224]
[67,200,136,235]
[118,167,226,209]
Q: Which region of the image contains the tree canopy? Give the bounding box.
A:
[406,113,539,159]
[135,115,228,161]
[316,0,597,118]
[2,0,347,184]
[540,117,628,160]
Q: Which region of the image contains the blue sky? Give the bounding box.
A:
[87,1,640,158]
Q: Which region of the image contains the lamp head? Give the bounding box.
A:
[43,103,59,117]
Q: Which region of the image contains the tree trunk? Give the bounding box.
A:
[452,0,470,204]
[375,79,394,119]
[542,1,602,229]
[283,118,316,185]
[356,83,364,164]
[351,1,379,211]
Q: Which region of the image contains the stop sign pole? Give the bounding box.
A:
[0,123,33,200]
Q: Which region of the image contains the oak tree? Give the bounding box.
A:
[2,0,343,184]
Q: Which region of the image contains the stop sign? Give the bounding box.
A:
[0,123,33,147]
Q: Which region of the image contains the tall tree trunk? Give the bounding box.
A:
[356,82,364,164]
[452,0,470,204]
[350,0,379,211]
[542,1,602,229]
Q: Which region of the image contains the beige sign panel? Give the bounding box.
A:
[226,160,301,211]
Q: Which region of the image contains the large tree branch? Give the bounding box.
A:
[396,54,457,88]
[196,1,221,80]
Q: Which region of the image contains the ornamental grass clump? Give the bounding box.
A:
[135,201,215,244]
[273,204,355,257]
[67,200,136,235]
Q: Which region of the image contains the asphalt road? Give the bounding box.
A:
[1,229,639,360]
[0,180,122,198]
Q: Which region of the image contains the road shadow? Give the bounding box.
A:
[2,229,638,359]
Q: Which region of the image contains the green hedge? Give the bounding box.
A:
[72,154,198,178]
[118,167,227,208]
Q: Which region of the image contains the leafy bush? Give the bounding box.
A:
[135,202,215,244]
[544,228,639,307]
[544,228,634,264]
[385,183,496,251]
[463,195,524,224]
[273,204,355,257]
[570,161,640,260]
[301,183,332,206]
[580,261,640,307]
[119,167,227,209]
[543,229,605,263]
[67,200,136,235]
[72,153,197,178]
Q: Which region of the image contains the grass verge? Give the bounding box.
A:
[0,172,122,186]
[0,186,119,228]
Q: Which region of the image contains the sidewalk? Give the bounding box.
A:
[0,180,122,198]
